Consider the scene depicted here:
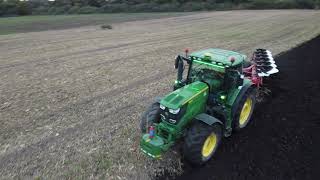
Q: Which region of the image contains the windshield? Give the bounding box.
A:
[189,62,224,82]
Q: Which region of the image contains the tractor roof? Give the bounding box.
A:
[190,48,246,67]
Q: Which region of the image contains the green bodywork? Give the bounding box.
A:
[190,48,246,67]
[140,48,252,158]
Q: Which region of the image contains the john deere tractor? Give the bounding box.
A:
[139,48,278,164]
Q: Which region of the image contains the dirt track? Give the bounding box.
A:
[1,10,320,179]
[167,34,320,180]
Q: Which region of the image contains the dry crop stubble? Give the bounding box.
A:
[0,10,320,179]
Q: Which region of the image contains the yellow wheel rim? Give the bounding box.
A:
[201,133,217,158]
[239,97,253,126]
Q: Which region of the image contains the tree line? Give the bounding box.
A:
[1,0,319,16]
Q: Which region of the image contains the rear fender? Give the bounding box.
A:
[155,97,163,103]
[195,113,223,127]
[231,84,255,116]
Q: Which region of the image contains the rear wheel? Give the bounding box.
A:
[140,102,161,133]
[183,122,222,165]
[233,88,257,131]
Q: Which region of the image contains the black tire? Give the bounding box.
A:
[140,102,161,133]
[233,88,257,131]
[183,122,222,165]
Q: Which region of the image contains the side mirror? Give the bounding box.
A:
[174,56,179,69]
[175,56,184,82]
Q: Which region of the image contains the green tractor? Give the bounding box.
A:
[140,48,278,164]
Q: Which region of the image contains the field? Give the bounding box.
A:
[1,10,320,179]
[0,12,192,35]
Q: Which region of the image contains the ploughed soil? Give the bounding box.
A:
[164,35,320,180]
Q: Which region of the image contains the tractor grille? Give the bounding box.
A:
[159,105,187,124]
[158,129,169,140]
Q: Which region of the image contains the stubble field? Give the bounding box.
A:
[1,10,320,179]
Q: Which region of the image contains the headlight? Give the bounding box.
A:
[169,108,180,114]
[169,119,177,124]
[160,104,165,110]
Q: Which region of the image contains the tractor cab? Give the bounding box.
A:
[174,48,246,92]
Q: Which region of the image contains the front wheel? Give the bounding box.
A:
[140,102,161,133]
[183,122,222,165]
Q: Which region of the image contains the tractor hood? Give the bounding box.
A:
[160,81,209,110]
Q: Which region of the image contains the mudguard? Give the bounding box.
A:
[195,113,223,126]
[231,84,255,116]
[155,96,163,103]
